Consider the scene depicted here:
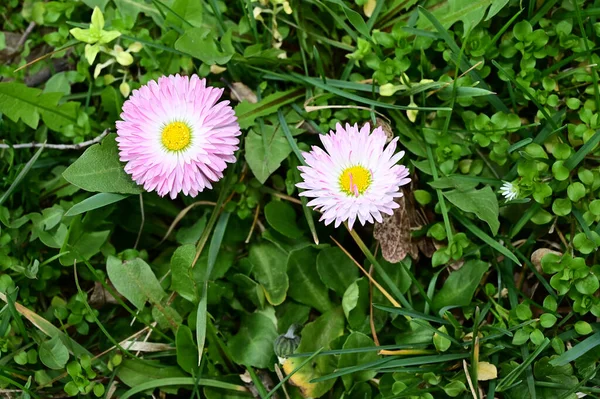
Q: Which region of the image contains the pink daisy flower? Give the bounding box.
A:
[297,123,410,230]
[116,74,240,199]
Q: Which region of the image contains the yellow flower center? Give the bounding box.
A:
[339,165,371,196]
[161,122,191,151]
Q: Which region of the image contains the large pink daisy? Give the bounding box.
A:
[297,123,410,230]
[116,74,240,199]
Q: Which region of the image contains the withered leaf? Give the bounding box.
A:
[374,174,436,263]
[374,192,419,263]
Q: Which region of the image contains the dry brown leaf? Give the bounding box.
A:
[89,281,120,308]
[374,193,420,263]
[374,174,435,263]
[230,82,258,103]
[477,361,498,381]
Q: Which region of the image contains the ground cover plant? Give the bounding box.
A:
[3,0,600,398]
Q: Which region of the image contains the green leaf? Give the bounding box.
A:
[63,134,143,195]
[283,308,345,398]
[0,145,45,206]
[39,335,69,370]
[170,244,198,303]
[174,27,234,65]
[235,89,303,130]
[245,128,292,184]
[176,325,197,374]
[168,0,203,27]
[0,82,78,131]
[64,193,128,217]
[249,242,289,305]
[228,312,277,368]
[486,0,510,20]
[287,247,332,313]
[433,260,490,310]
[59,216,110,266]
[337,333,379,387]
[418,0,493,36]
[323,0,370,38]
[117,358,187,388]
[264,201,303,239]
[106,256,166,310]
[443,186,500,235]
[197,212,230,366]
[316,247,359,297]
[120,378,246,399]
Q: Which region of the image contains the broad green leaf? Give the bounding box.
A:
[168,0,203,27]
[39,335,69,370]
[249,242,289,306]
[443,186,499,235]
[106,256,167,310]
[433,260,490,310]
[276,301,311,334]
[228,313,277,368]
[316,247,359,297]
[418,0,493,36]
[0,145,45,206]
[174,27,234,65]
[287,247,332,313]
[62,134,143,194]
[170,244,198,303]
[486,0,510,20]
[282,308,345,398]
[0,82,78,131]
[235,89,303,130]
[337,333,380,388]
[64,193,128,216]
[245,128,292,184]
[176,325,197,374]
[264,201,304,239]
[323,0,370,38]
[113,0,162,24]
[117,358,188,388]
[59,216,110,266]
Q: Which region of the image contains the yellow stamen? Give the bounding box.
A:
[339,165,371,196]
[161,121,191,151]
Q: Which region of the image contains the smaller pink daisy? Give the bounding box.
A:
[297,123,410,230]
[116,74,240,199]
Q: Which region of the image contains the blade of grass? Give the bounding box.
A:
[291,73,451,111]
[0,144,44,206]
[565,130,600,170]
[549,331,600,367]
[119,377,248,399]
[496,338,550,391]
[374,304,449,324]
[451,210,520,265]
[197,211,231,365]
[492,61,560,132]
[265,347,324,398]
[64,193,129,216]
[418,6,509,113]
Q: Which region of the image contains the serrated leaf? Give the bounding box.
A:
[174,27,234,65]
[62,134,143,195]
[0,82,78,131]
